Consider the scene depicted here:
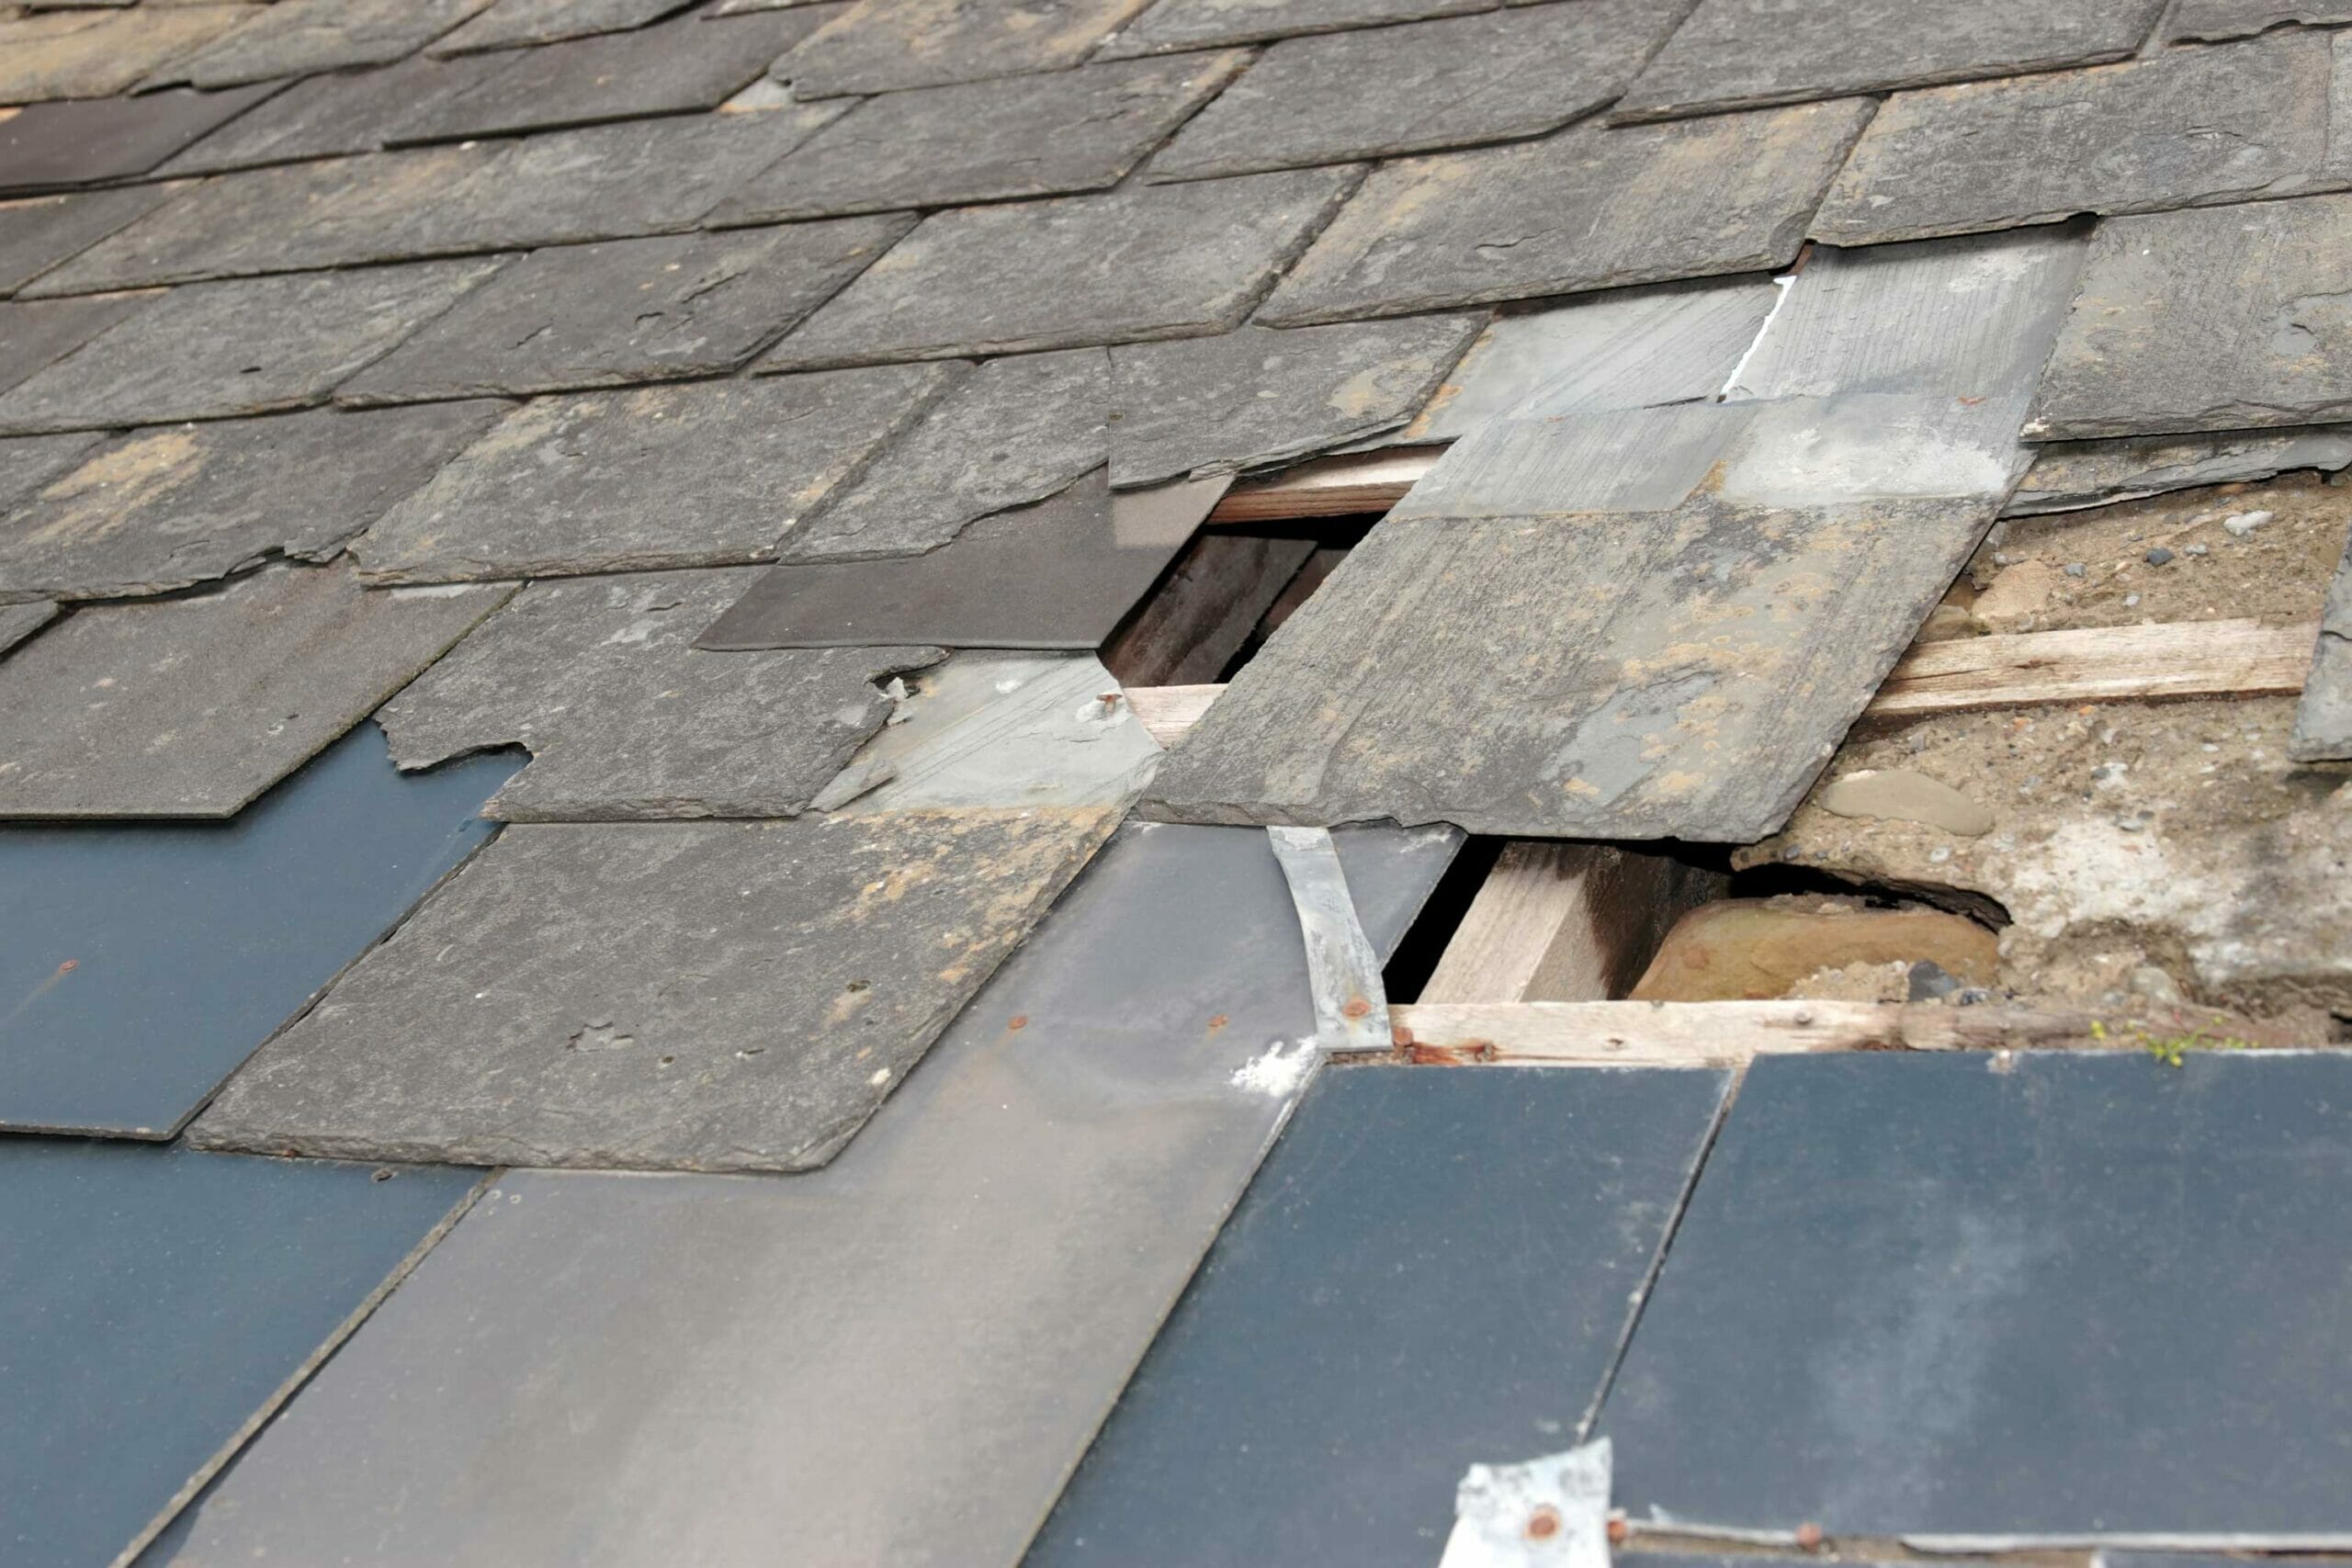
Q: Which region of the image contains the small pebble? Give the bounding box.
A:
[2144,547,2176,566]
[2064,561,2087,578]
[2222,509,2273,537]
[2123,592,2140,607]
[2185,543,2208,557]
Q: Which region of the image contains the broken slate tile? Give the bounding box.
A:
[2169,0,2352,40]
[0,402,509,602]
[709,51,1246,224]
[1100,0,1495,57]
[0,563,510,818]
[1109,315,1483,487]
[1148,0,1688,182]
[339,221,909,405]
[0,258,507,433]
[191,807,1120,1171]
[0,6,251,103]
[0,85,279,196]
[0,188,171,296]
[777,0,1151,97]
[1612,0,2164,123]
[2007,426,2352,513]
[164,0,495,89]
[0,431,105,515]
[763,167,1357,367]
[378,568,942,819]
[153,54,509,176]
[1259,100,1873,326]
[0,293,156,398]
[1812,32,2352,246]
[0,602,56,656]
[356,367,952,581]
[2290,530,2352,760]
[431,0,695,54]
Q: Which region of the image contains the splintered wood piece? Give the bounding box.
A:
[1383,999,2102,1065]
[1206,446,1437,522]
[1419,841,1724,1004]
[1102,533,1316,686]
[1125,682,1223,747]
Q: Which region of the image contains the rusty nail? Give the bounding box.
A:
[1006,1015,1028,1031]
[1206,1013,1228,1030]
[1391,1023,1415,1046]
[1341,998,1372,1020]
[57,959,77,973]
[1524,1506,1562,1540]
[1794,1522,1825,1551]
[1606,1517,1629,1545]
[1098,691,1122,708]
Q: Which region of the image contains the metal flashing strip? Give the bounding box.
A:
[1440,1439,1614,1568]
[1265,824,1391,1054]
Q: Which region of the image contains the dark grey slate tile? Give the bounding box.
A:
[1812,32,2352,245]
[713,0,837,9]
[776,0,1152,96]
[2292,529,2352,759]
[1109,315,1482,487]
[0,402,508,601]
[709,51,1244,224]
[1031,1064,1729,1566]
[2169,0,2352,40]
[0,6,252,103]
[0,431,105,514]
[191,806,1121,1171]
[1100,0,1495,57]
[143,821,1459,1567]
[763,167,1358,367]
[0,187,172,295]
[0,600,56,655]
[0,258,507,433]
[1612,0,2164,122]
[1148,0,1686,181]
[0,85,278,195]
[2008,426,2352,513]
[338,220,908,404]
[355,367,951,580]
[153,54,508,176]
[776,348,1107,562]
[1603,1052,2352,1538]
[379,568,943,818]
[0,725,514,1136]
[0,1141,477,1568]
[430,0,695,54]
[0,292,156,397]
[164,0,497,88]
[0,564,510,818]
[1258,99,1872,325]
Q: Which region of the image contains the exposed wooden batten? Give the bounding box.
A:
[1375,999,2104,1066]
[1206,446,1438,523]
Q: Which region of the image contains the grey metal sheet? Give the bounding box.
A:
[0,1140,480,1568]
[1028,1063,1731,1566]
[0,294,154,397]
[164,0,496,89]
[430,0,694,54]
[776,0,1150,97]
[1602,1052,2352,1540]
[0,186,171,295]
[0,85,278,194]
[1099,0,1494,56]
[2169,0,2352,39]
[154,54,506,176]
[2292,530,2352,760]
[151,820,1460,1568]
[0,722,514,1136]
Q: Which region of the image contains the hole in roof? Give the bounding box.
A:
[1100,513,1375,689]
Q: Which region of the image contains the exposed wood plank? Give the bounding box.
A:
[1100,534,1315,687]
[1125,682,1222,747]
[1420,841,1724,1004]
[1380,999,2103,1066]
[1205,446,1438,523]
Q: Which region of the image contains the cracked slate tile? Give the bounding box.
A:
[1108,315,1483,487]
[1611,0,2165,122]
[775,0,1154,97]
[187,806,1123,1172]
[763,167,1358,368]
[2024,195,2352,441]
[355,367,954,581]
[777,349,1107,562]
[1148,0,1687,181]
[0,601,55,657]
[379,568,943,819]
[0,257,509,434]
[0,402,508,602]
[0,85,280,195]
[0,188,172,295]
[1258,99,1873,325]
[1099,0,1496,56]
[2007,426,2352,513]
[339,220,910,405]
[160,0,498,89]
[154,54,509,176]
[1812,32,2352,245]
[2291,529,2352,760]
[431,0,696,54]
[2169,0,2352,40]
[0,562,511,818]
[0,294,158,398]
[709,51,1246,224]
[0,431,106,517]
[0,6,252,102]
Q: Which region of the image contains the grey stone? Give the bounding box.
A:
[379,568,943,819]
[0,601,55,656]
[0,293,155,396]
[0,186,171,294]
[339,220,910,404]
[0,84,279,195]
[431,0,693,54]
[778,349,1107,562]
[1100,0,1494,56]
[1148,0,1688,181]
[1388,401,1754,519]
[0,431,105,515]
[777,0,1152,97]
[2291,529,2352,759]
[1259,100,1874,325]
[163,0,497,89]
[0,402,508,601]
[2026,195,2352,441]
[0,257,508,434]
[0,563,510,818]
[2170,0,2352,40]
[1109,315,1483,487]
[1812,31,2352,245]
[764,167,1357,368]
[0,6,251,103]
[2009,426,2352,513]
[709,51,1245,224]
[190,807,1121,1171]
[355,367,953,581]
[154,54,509,176]
[1613,0,2164,122]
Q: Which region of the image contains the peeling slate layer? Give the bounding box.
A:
[155,54,503,176]
[356,367,949,581]
[0,84,278,195]
[0,6,251,104]
[1811,32,2352,246]
[1602,1052,2352,1538]
[1100,0,1494,56]
[2007,426,2352,513]
[1259,99,1872,325]
[764,167,1357,368]
[1031,1065,1730,1566]
[152,822,1458,1568]
[192,807,1121,1172]
[0,187,171,294]
[777,0,1150,97]
[2168,0,2352,39]
[2291,530,2352,760]
[432,0,695,54]
[0,564,510,818]
[163,0,497,90]
[379,568,943,819]
[0,293,155,399]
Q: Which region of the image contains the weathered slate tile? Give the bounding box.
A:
[378,569,942,819]
[1812,32,2351,245]
[0,601,56,656]
[356,367,950,581]
[0,1142,476,1568]
[1149,0,1685,181]
[764,168,1357,367]
[0,564,510,818]
[2291,530,2352,760]
[0,258,507,433]
[1259,100,1872,325]
[0,293,155,397]
[2008,426,2352,513]
[154,54,507,176]
[1602,1053,2352,1536]
[777,0,1150,97]
[431,0,694,54]
[1100,0,1494,56]
[1109,316,1482,487]
[1613,0,2163,122]
[0,431,105,516]
[2025,196,2352,441]
[0,6,251,102]
[0,403,507,602]
[163,0,495,89]
[0,187,171,295]
[777,349,1106,562]
[709,51,1244,224]
[339,221,908,404]
[2169,0,2352,40]
[192,807,1120,1171]
[0,85,278,195]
